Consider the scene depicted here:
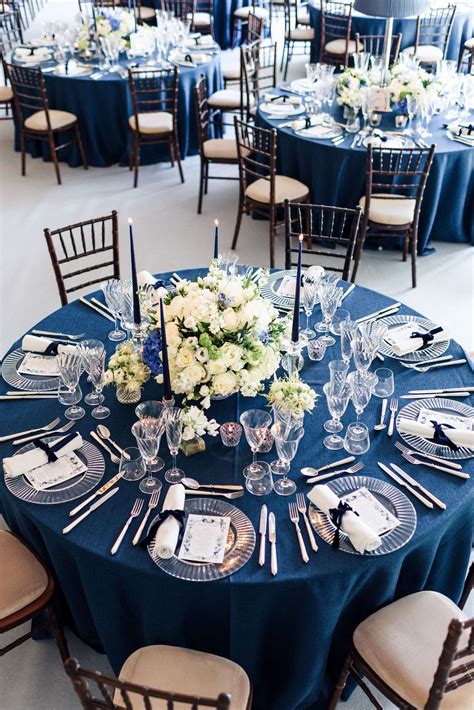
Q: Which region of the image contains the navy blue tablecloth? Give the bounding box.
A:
[1,269,473,709]
[15,56,222,168]
[257,104,474,253]
[309,3,474,63]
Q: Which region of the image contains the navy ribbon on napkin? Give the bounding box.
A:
[43,342,60,355]
[329,501,359,549]
[139,509,185,549]
[151,280,166,290]
[409,326,443,349]
[270,94,289,103]
[430,420,460,451]
[33,433,79,462]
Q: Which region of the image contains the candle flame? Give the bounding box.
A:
[215,219,219,226]
[128,218,133,225]
[298,233,304,242]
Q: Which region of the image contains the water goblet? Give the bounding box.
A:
[373,368,395,398]
[328,359,349,396]
[102,280,126,342]
[135,401,165,471]
[352,336,373,372]
[323,382,351,449]
[314,279,342,346]
[89,350,110,419]
[132,418,164,494]
[119,447,146,482]
[301,274,317,340]
[347,370,378,422]
[77,339,105,405]
[240,409,272,479]
[271,422,304,496]
[164,407,185,484]
[57,351,85,420]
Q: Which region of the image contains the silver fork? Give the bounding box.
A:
[31,329,85,340]
[13,420,75,445]
[387,398,398,437]
[111,499,143,555]
[296,493,318,552]
[399,355,453,370]
[394,441,462,470]
[132,489,161,546]
[288,502,309,563]
[0,416,60,443]
[410,359,466,373]
[306,461,364,484]
[401,452,469,480]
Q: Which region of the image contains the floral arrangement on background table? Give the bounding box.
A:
[76,8,136,53]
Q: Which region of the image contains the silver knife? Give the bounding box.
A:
[407,386,474,394]
[390,463,446,510]
[62,487,119,534]
[377,462,433,508]
[356,303,401,323]
[340,283,355,302]
[268,512,277,576]
[68,472,123,517]
[259,504,268,567]
[400,392,470,399]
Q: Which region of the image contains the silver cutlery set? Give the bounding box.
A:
[258,505,278,575]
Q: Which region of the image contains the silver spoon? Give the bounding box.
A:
[90,430,121,464]
[374,398,388,431]
[96,425,129,459]
[182,477,243,491]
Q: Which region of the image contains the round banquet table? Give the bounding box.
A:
[308,2,474,64]
[0,269,473,710]
[257,101,474,253]
[14,55,223,168]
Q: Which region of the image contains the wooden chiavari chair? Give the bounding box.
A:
[163,0,211,34]
[127,65,184,188]
[233,118,309,267]
[242,39,277,120]
[0,2,23,42]
[194,74,239,214]
[0,9,21,119]
[285,201,362,281]
[208,44,256,130]
[6,63,88,184]
[458,37,474,74]
[222,13,264,87]
[232,0,269,48]
[281,0,315,80]
[330,565,474,710]
[248,11,265,41]
[319,0,355,68]
[355,32,402,65]
[403,4,457,65]
[355,145,435,288]
[44,211,120,306]
[91,0,155,24]
[0,530,69,664]
[65,647,252,709]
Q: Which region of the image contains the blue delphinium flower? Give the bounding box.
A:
[259,331,269,343]
[142,330,163,376]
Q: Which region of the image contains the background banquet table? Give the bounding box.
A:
[308,1,474,64]
[0,269,473,709]
[257,104,474,253]
[14,56,222,168]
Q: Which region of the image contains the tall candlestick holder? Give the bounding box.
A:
[281,339,305,376]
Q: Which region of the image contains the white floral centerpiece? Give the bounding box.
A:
[335,68,368,110]
[76,8,135,53]
[105,341,150,403]
[266,373,318,422]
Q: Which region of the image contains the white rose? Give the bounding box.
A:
[183,363,206,386]
[195,347,209,363]
[220,343,242,368]
[221,307,240,332]
[166,295,185,320]
[213,372,237,396]
[176,349,195,368]
[165,322,181,346]
[207,359,227,375]
[220,280,244,307]
[184,315,197,330]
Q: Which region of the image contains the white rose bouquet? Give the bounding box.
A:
[388,65,442,106]
[76,8,135,53]
[336,68,368,110]
[182,406,219,442]
[266,373,318,420]
[105,341,150,397]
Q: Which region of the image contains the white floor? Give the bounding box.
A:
[0,2,473,708]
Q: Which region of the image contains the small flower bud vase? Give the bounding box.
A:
[116,385,141,404]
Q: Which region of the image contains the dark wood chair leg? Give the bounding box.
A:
[174,138,184,183]
[129,134,134,170]
[48,131,62,185]
[20,128,26,176]
[169,137,175,167]
[198,159,205,214]
[204,161,209,195]
[411,228,417,288]
[269,205,276,268]
[232,195,245,250]
[47,603,70,663]
[133,135,140,188]
[75,124,88,170]
[329,652,354,710]
[402,231,409,262]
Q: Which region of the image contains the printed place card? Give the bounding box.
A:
[18,353,59,377]
[417,408,473,431]
[25,453,87,491]
[383,322,427,348]
[341,487,400,536]
[178,514,231,564]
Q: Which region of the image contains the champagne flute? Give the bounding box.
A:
[164,407,185,484]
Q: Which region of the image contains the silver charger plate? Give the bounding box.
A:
[363,134,415,149]
[259,101,305,116]
[308,475,417,556]
[260,269,296,310]
[396,397,474,460]
[295,124,343,140]
[147,497,256,582]
[378,314,450,362]
[2,348,60,391]
[4,436,105,504]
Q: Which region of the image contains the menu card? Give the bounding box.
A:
[25,453,87,490]
[341,488,400,536]
[18,353,59,376]
[178,514,231,564]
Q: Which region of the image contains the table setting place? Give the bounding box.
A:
[1,220,472,583]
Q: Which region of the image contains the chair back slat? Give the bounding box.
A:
[248,12,265,41]
[425,615,474,709]
[5,62,48,124]
[355,32,402,64]
[194,73,211,152]
[415,4,456,58]
[162,0,195,22]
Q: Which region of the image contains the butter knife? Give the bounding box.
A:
[68,472,123,517]
[259,504,268,566]
[268,512,277,576]
[390,463,446,510]
[62,487,119,534]
[377,462,433,508]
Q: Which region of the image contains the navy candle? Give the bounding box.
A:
[291,234,304,343]
[128,218,141,326]
[159,297,172,401]
[213,219,219,261]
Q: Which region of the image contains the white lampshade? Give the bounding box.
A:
[353,0,430,17]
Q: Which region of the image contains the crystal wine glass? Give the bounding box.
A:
[88,350,110,419]
[56,351,85,420]
[102,280,126,342]
[347,370,378,422]
[404,94,418,136]
[323,382,351,450]
[328,358,349,397]
[164,407,185,484]
[240,409,272,479]
[315,280,343,346]
[132,418,164,494]
[340,320,356,366]
[352,335,373,372]
[270,421,304,496]
[135,400,165,471]
[77,339,105,405]
[301,274,317,340]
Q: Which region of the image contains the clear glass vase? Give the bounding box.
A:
[116,385,141,404]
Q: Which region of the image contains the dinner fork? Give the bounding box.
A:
[31,329,85,340]
[288,502,309,563]
[305,461,364,484]
[387,398,398,437]
[0,416,60,443]
[296,493,318,552]
[132,489,161,546]
[401,452,470,480]
[13,420,75,445]
[111,498,144,555]
[410,359,466,373]
[399,355,453,370]
[394,441,462,470]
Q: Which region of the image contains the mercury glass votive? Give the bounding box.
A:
[220,422,243,447]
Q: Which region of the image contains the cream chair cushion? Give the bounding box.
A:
[234,6,269,19]
[137,5,156,19]
[324,38,357,54]
[208,89,255,109]
[285,27,315,41]
[222,61,241,80]
[128,111,173,134]
[188,11,212,26]
[353,591,472,709]
[359,193,416,226]
[24,109,77,131]
[465,37,474,49]
[403,44,443,62]
[298,11,311,25]
[203,138,238,160]
[0,86,13,102]
[0,530,48,620]
[115,645,251,710]
[246,175,309,204]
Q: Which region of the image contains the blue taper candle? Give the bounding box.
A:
[213,219,219,260]
[91,2,97,31]
[291,234,304,343]
[128,218,141,325]
[159,297,172,400]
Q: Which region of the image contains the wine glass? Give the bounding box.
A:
[56,351,85,420]
[270,422,304,496]
[301,274,317,341]
[404,95,418,136]
[323,382,351,450]
[135,401,165,471]
[340,320,356,365]
[132,418,164,494]
[328,359,349,397]
[315,280,343,346]
[102,280,126,342]
[77,339,105,405]
[88,350,110,419]
[164,407,184,484]
[347,370,378,422]
[352,336,373,372]
[240,409,272,479]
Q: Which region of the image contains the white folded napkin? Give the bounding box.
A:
[3,433,83,478]
[153,483,186,559]
[383,322,449,357]
[398,418,474,450]
[307,484,382,554]
[137,271,168,303]
[263,93,301,106]
[21,335,75,355]
[173,52,208,64]
[278,266,325,297]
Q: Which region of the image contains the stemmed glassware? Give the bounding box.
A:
[347,370,378,423]
[57,351,85,420]
[164,407,185,484]
[132,418,164,494]
[135,400,165,472]
[270,422,304,496]
[315,278,343,346]
[77,339,105,405]
[404,95,418,136]
[102,280,126,342]
[328,359,349,397]
[240,409,272,479]
[301,274,317,341]
[88,350,110,419]
[340,320,356,366]
[323,382,351,450]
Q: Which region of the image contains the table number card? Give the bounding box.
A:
[342,488,400,536]
[25,453,87,491]
[369,87,392,113]
[178,514,231,564]
[18,353,59,377]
